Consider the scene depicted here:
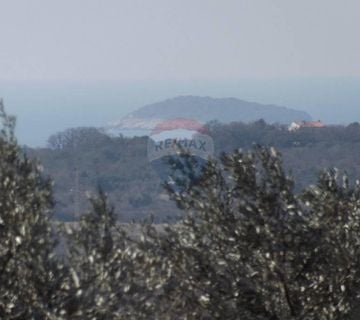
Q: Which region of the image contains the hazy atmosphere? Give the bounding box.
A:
[0,0,359,145]
[3,1,360,318]
[1,0,360,80]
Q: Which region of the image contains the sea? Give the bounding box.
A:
[0,77,359,147]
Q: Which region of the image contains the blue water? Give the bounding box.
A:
[0,77,359,147]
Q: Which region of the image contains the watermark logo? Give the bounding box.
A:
[147,118,214,188]
[147,118,214,163]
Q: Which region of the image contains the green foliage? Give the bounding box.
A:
[161,147,360,319]
[47,127,111,151]
[29,120,360,221]
[34,130,160,222]
[63,190,169,319]
[0,100,66,319]
[2,103,360,318]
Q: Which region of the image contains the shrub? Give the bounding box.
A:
[2,101,360,319]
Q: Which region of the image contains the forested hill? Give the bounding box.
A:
[28,120,360,222]
[106,96,312,136]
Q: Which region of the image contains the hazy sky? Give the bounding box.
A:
[1,1,360,146]
[1,0,359,81]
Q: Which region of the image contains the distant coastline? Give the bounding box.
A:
[0,77,359,146]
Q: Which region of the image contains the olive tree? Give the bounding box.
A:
[158,147,360,319]
[64,190,169,319]
[2,98,360,319]
[0,100,67,319]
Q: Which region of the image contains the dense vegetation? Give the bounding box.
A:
[30,128,162,222]
[28,119,360,221]
[3,104,360,319]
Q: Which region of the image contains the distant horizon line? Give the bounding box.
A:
[0,76,360,85]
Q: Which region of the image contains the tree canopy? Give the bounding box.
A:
[2,103,360,318]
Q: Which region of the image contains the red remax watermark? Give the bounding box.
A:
[147,118,214,162]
